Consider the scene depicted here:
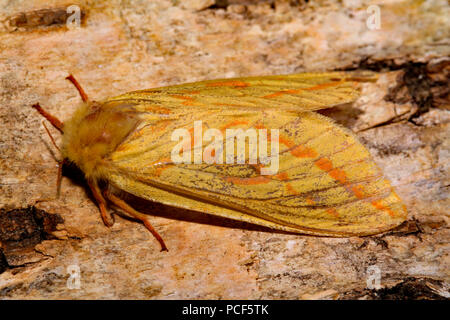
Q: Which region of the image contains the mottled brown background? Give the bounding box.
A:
[0,0,448,299]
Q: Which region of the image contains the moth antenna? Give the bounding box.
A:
[42,121,61,152]
[32,103,64,133]
[66,74,89,102]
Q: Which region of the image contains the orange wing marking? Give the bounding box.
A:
[263,81,344,99]
[206,81,250,88]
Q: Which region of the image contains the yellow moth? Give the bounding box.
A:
[32,72,407,251]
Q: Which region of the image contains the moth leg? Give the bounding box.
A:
[87,180,114,227]
[104,191,168,252]
[56,160,63,198]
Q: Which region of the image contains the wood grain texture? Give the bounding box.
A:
[0,0,448,299]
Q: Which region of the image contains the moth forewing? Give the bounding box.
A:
[108,108,406,236]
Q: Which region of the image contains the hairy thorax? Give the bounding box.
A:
[61,102,139,180]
